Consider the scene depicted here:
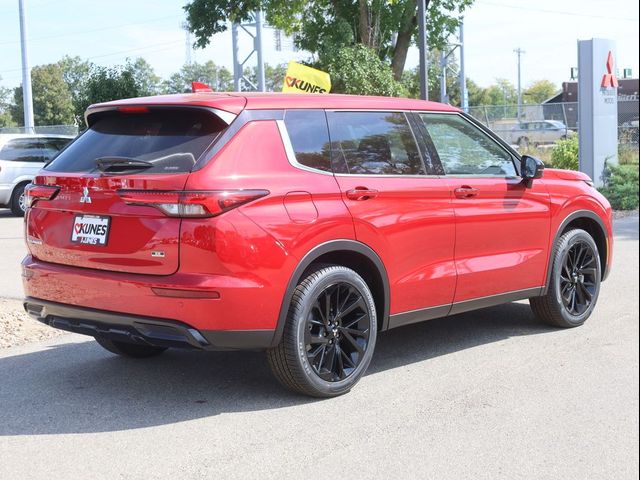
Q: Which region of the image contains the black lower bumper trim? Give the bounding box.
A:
[24,297,274,351]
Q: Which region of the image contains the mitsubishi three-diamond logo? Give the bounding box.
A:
[601,51,619,89]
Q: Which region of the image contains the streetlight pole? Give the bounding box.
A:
[459,19,468,112]
[417,0,431,100]
[18,0,34,133]
[514,47,525,121]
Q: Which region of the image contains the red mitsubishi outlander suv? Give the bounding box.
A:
[22,93,613,397]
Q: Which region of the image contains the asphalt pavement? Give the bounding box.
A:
[0,209,638,480]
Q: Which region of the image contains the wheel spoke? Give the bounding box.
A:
[309,334,329,345]
[575,282,586,306]
[342,312,368,329]
[579,267,597,278]
[338,296,366,319]
[335,345,346,379]
[577,282,592,303]
[340,349,356,369]
[339,326,369,338]
[341,330,365,356]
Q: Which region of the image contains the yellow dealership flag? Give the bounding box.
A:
[282,61,331,94]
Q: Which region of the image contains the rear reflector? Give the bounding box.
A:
[117,189,269,217]
[151,287,220,299]
[24,184,60,207]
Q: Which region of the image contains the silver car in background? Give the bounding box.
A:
[0,134,74,216]
[509,120,575,148]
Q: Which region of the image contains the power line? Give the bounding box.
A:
[479,1,639,22]
[0,14,179,46]
[0,40,184,81]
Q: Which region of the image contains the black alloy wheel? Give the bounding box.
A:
[530,228,601,328]
[559,240,598,316]
[267,265,378,397]
[305,282,371,382]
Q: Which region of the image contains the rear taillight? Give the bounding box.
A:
[24,184,60,207]
[117,190,269,217]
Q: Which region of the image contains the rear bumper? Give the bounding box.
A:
[24,297,274,351]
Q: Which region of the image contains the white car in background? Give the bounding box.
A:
[0,134,74,216]
[510,120,575,148]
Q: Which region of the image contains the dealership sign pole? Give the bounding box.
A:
[578,38,619,187]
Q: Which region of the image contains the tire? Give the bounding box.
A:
[517,137,529,149]
[267,265,378,398]
[10,183,28,217]
[94,337,167,358]
[530,229,601,328]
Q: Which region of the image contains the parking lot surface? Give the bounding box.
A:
[0,209,638,479]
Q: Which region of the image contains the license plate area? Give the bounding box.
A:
[71,215,111,246]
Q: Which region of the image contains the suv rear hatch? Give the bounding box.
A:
[25,106,233,275]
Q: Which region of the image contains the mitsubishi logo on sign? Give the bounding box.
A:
[601,51,619,89]
[80,187,92,204]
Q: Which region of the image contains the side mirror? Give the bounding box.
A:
[521,155,545,187]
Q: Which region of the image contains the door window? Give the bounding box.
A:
[420,113,517,177]
[327,111,426,175]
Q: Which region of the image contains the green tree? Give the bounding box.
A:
[1,77,16,128]
[184,0,474,82]
[12,63,74,126]
[128,58,162,96]
[244,63,287,91]
[57,55,93,124]
[401,49,462,104]
[163,61,233,93]
[523,79,558,104]
[320,44,407,96]
[74,59,160,128]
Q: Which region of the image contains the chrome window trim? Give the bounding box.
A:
[275,119,334,176]
[334,173,441,179]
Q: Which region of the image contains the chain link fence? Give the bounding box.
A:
[468,100,639,150]
[0,125,79,136]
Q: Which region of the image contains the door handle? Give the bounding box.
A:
[346,187,379,201]
[454,186,479,199]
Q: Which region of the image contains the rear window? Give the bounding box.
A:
[0,138,46,163]
[45,109,227,174]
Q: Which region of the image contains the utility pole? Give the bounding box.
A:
[514,47,525,121]
[18,0,34,133]
[231,23,241,91]
[417,0,430,100]
[255,10,265,92]
[231,11,266,92]
[181,22,192,66]
[439,50,447,103]
[459,19,468,112]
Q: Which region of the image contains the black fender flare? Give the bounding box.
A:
[268,239,390,348]
[542,209,609,295]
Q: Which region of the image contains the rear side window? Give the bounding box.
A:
[0,139,45,163]
[327,111,425,175]
[45,109,227,173]
[284,110,332,172]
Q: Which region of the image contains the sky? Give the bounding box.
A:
[0,0,638,91]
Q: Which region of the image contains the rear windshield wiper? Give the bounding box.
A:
[95,156,153,173]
